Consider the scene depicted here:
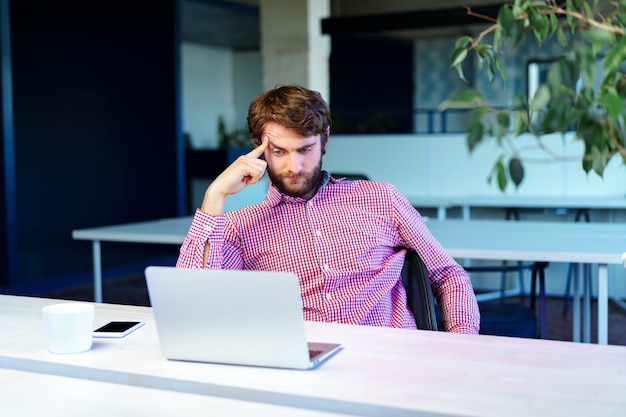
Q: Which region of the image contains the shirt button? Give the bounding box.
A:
[316,230,323,237]
[325,293,333,301]
[322,264,329,271]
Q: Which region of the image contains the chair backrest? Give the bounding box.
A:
[400,250,438,331]
[330,172,369,180]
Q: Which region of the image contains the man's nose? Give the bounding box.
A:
[287,153,303,173]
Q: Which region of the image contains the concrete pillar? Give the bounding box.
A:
[259,0,330,101]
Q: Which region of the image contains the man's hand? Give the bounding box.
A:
[200,138,269,215]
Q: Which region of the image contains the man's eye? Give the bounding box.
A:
[299,148,311,154]
[272,149,284,156]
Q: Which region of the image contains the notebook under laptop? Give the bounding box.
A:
[144,266,342,370]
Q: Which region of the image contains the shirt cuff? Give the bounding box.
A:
[188,208,226,241]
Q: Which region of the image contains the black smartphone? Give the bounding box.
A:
[93,321,145,338]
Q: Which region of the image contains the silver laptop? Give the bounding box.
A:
[144,266,342,370]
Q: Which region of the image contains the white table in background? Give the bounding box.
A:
[405,195,455,220]
[72,216,193,302]
[426,219,626,344]
[448,195,626,330]
[453,195,626,221]
[2,295,626,417]
[73,217,626,344]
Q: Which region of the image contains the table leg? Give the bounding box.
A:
[598,264,608,345]
[572,263,580,343]
[437,206,446,221]
[462,205,470,221]
[583,265,591,343]
[92,240,102,303]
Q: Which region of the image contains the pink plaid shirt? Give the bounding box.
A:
[176,174,480,334]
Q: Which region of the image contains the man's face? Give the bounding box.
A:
[262,122,323,200]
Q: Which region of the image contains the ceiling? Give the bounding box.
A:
[180,0,507,49]
[180,0,260,49]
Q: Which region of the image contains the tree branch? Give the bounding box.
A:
[464,6,498,47]
[550,3,626,35]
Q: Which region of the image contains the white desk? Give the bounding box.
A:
[2,295,626,417]
[0,368,346,417]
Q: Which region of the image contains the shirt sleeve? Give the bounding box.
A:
[175,209,227,269]
[390,186,480,335]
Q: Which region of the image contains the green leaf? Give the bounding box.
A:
[591,145,608,176]
[512,94,530,135]
[530,85,551,112]
[582,153,593,173]
[511,93,529,111]
[583,29,615,47]
[487,58,497,84]
[565,0,577,32]
[467,122,485,152]
[555,100,575,133]
[512,2,525,20]
[450,47,468,68]
[528,8,550,42]
[556,26,568,48]
[546,61,562,92]
[579,50,596,90]
[454,64,467,83]
[549,12,559,35]
[618,5,626,26]
[497,111,510,130]
[513,110,529,136]
[475,43,491,58]
[494,57,506,81]
[511,19,525,47]
[439,88,485,110]
[577,115,604,149]
[601,89,624,118]
[496,160,507,191]
[582,1,593,20]
[603,41,626,75]
[540,106,559,133]
[488,113,505,143]
[498,5,515,37]
[508,157,524,187]
[558,56,581,88]
[493,25,502,53]
[455,36,473,49]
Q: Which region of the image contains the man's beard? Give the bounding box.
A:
[267,160,323,199]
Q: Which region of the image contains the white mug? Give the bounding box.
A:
[42,303,95,354]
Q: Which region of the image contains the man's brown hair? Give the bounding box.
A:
[247,84,331,150]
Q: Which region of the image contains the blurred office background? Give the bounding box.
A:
[1,0,625,299]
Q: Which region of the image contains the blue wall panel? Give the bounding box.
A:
[5,0,179,293]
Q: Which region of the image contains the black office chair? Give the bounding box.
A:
[400,249,438,331]
[330,172,369,180]
[400,249,549,337]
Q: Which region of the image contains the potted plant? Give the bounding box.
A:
[216,114,252,163]
[217,115,251,150]
[440,0,626,191]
